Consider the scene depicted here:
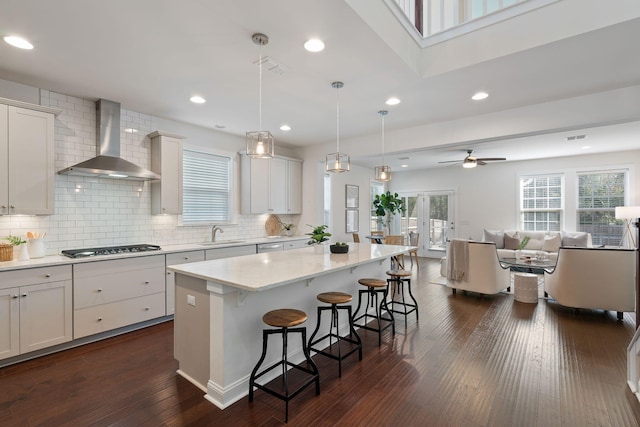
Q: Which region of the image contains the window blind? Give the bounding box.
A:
[182,150,230,224]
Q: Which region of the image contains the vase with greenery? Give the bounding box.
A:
[4,235,27,246]
[372,191,405,235]
[279,219,295,236]
[4,235,29,261]
[306,224,331,245]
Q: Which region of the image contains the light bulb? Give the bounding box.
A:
[380,171,387,179]
[335,160,341,169]
[256,141,265,154]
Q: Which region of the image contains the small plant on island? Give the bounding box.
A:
[306,224,331,245]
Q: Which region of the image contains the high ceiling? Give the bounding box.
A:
[1,0,639,170]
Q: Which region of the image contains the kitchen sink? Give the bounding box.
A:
[199,240,245,246]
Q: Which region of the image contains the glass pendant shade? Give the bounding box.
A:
[326,81,349,173]
[375,110,391,181]
[246,33,274,159]
[375,165,392,181]
[326,152,350,173]
[246,130,274,159]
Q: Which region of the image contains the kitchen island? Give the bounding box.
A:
[168,242,410,409]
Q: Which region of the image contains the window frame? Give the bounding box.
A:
[518,173,564,232]
[179,147,234,226]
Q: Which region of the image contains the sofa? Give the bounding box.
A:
[544,247,636,320]
[482,229,592,261]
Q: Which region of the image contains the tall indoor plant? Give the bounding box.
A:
[373,191,405,235]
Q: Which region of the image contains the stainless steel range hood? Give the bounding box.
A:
[58,99,160,180]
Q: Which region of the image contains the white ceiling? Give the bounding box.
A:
[1,0,639,170]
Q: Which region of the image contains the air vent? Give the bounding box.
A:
[397,156,411,160]
[565,134,586,141]
[254,56,288,75]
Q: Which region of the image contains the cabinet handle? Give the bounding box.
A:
[183,257,189,260]
[144,281,150,284]
[10,205,15,209]
[21,293,27,298]
[145,307,150,311]
[45,274,51,278]
[97,317,103,322]
[167,272,172,276]
[97,288,103,292]
[12,294,18,299]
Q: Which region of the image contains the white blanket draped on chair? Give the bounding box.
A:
[447,239,469,281]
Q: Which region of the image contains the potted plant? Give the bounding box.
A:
[3,235,29,261]
[306,224,331,245]
[373,191,406,235]
[279,219,295,237]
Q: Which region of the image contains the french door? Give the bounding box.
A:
[399,190,456,258]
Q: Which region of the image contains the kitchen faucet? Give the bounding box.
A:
[211,225,224,242]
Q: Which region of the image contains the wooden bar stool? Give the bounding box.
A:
[386,269,419,322]
[249,308,320,423]
[352,278,395,346]
[308,292,362,377]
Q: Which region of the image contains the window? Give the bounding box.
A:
[519,174,563,231]
[577,170,627,246]
[182,149,231,224]
[371,181,385,232]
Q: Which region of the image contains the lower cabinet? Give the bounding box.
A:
[205,245,257,260]
[73,255,166,339]
[0,265,72,361]
[165,250,205,315]
[284,238,309,250]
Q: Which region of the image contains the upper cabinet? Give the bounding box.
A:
[240,154,303,215]
[149,131,185,215]
[0,99,60,215]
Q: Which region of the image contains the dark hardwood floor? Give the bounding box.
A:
[2,258,639,426]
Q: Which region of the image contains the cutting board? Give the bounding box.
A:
[265,214,282,236]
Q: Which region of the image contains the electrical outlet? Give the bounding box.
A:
[187,295,196,307]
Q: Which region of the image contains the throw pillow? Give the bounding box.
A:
[483,229,504,249]
[504,232,520,250]
[542,233,561,252]
[562,232,589,247]
[523,235,544,250]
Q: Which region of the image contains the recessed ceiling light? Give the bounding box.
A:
[304,39,325,52]
[280,124,291,131]
[581,145,591,150]
[190,95,206,104]
[386,97,401,106]
[4,36,33,50]
[472,92,489,101]
[401,164,409,168]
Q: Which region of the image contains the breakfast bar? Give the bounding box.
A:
[168,242,409,409]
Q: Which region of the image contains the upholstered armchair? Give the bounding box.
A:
[446,240,511,295]
[544,247,636,320]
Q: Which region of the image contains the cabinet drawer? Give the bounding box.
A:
[74,266,165,309]
[73,293,166,339]
[284,239,308,250]
[74,255,165,278]
[0,265,72,290]
[166,251,205,266]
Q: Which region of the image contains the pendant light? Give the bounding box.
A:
[374,110,392,181]
[326,81,350,173]
[246,33,274,159]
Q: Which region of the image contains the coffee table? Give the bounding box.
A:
[499,257,557,299]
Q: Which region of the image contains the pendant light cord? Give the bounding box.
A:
[381,113,385,164]
[259,45,262,131]
[336,85,340,153]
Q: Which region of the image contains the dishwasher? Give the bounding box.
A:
[257,242,284,253]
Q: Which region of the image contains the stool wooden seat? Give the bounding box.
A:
[386,270,418,322]
[317,291,352,305]
[352,278,395,346]
[263,308,307,328]
[249,308,320,423]
[308,292,362,377]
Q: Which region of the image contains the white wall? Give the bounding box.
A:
[390,150,640,241]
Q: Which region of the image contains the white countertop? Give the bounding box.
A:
[0,235,310,272]
[168,242,411,292]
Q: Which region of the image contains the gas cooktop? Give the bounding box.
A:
[61,244,162,258]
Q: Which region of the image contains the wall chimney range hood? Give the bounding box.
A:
[58,99,160,180]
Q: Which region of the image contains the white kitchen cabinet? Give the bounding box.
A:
[205,245,257,260]
[284,238,309,250]
[240,154,302,214]
[0,265,73,361]
[149,131,185,215]
[73,255,166,339]
[0,99,60,215]
[166,250,205,315]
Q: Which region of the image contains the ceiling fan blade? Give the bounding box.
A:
[477,160,487,166]
[476,157,506,161]
[438,160,463,164]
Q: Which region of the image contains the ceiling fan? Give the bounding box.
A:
[438,149,507,168]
